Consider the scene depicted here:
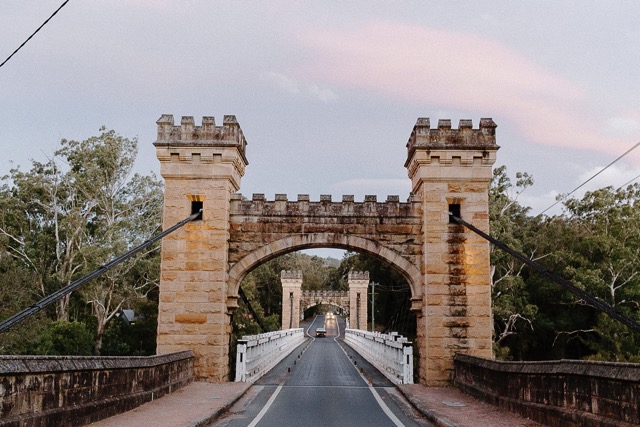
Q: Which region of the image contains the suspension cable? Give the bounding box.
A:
[237,286,268,333]
[449,212,640,334]
[0,209,202,333]
[538,140,640,216]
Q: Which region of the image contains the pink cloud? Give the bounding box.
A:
[293,21,633,154]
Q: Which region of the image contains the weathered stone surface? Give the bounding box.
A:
[455,355,640,427]
[156,115,497,386]
[0,352,193,426]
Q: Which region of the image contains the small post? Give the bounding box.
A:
[402,343,414,384]
[235,341,248,382]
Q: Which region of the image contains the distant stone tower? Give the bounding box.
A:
[347,271,369,330]
[281,270,302,329]
[154,115,247,382]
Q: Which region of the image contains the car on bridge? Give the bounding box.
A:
[315,327,326,337]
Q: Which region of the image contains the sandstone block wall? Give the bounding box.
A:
[281,270,302,329]
[155,115,248,382]
[0,351,193,427]
[406,118,498,385]
[455,354,640,427]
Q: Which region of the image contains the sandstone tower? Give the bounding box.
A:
[154,114,498,385]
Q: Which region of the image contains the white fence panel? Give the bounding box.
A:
[235,328,305,382]
[344,329,413,384]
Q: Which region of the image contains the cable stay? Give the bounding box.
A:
[449,212,640,334]
[237,286,268,333]
[0,209,202,333]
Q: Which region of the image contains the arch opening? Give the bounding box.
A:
[227,233,422,308]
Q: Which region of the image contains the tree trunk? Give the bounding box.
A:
[94,320,105,355]
[56,295,70,322]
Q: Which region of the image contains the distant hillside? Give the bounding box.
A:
[322,256,341,268]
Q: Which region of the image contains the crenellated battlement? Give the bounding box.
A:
[154,114,247,154]
[348,271,369,281]
[281,270,303,280]
[230,193,417,218]
[405,118,498,165]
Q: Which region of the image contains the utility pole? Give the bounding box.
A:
[370,282,377,332]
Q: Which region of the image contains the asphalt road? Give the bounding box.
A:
[212,315,431,427]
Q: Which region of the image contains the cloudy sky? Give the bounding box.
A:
[2,1,640,223]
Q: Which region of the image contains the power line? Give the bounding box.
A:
[0,0,71,69]
[616,171,640,191]
[538,140,640,216]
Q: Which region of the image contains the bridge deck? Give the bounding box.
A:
[91,320,541,426]
[89,381,541,427]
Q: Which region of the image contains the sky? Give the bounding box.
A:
[2,1,640,249]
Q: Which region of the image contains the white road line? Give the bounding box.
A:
[247,385,283,427]
[336,334,405,427]
[334,332,404,427]
[305,315,319,338]
[368,385,405,427]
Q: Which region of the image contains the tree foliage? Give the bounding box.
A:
[0,128,162,355]
[490,167,640,362]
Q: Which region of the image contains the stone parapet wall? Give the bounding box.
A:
[0,351,194,427]
[302,290,349,298]
[454,354,640,427]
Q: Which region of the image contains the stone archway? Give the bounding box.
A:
[153,114,498,385]
[227,233,422,306]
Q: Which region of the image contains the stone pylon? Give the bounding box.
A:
[348,271,369,330]
[281,270,302,329]
[405,118,498,385]
[153,114,499,385]
[154,115,248,382]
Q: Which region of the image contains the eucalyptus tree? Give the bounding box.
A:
[559,185,640,361]
[0,153,92,321]
[488,166,540,358]
[57,128,163,354]
[0,127,163,354]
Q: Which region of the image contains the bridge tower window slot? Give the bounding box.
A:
[448,203,461,223]
[191,200,203,216]
[187,194,205,219]
[289,292,294,329]
[356,293,361,329]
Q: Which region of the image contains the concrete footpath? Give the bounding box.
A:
[89,381,542,427]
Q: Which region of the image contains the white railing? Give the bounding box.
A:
[235,328,305,382]
[344,329,413,384]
